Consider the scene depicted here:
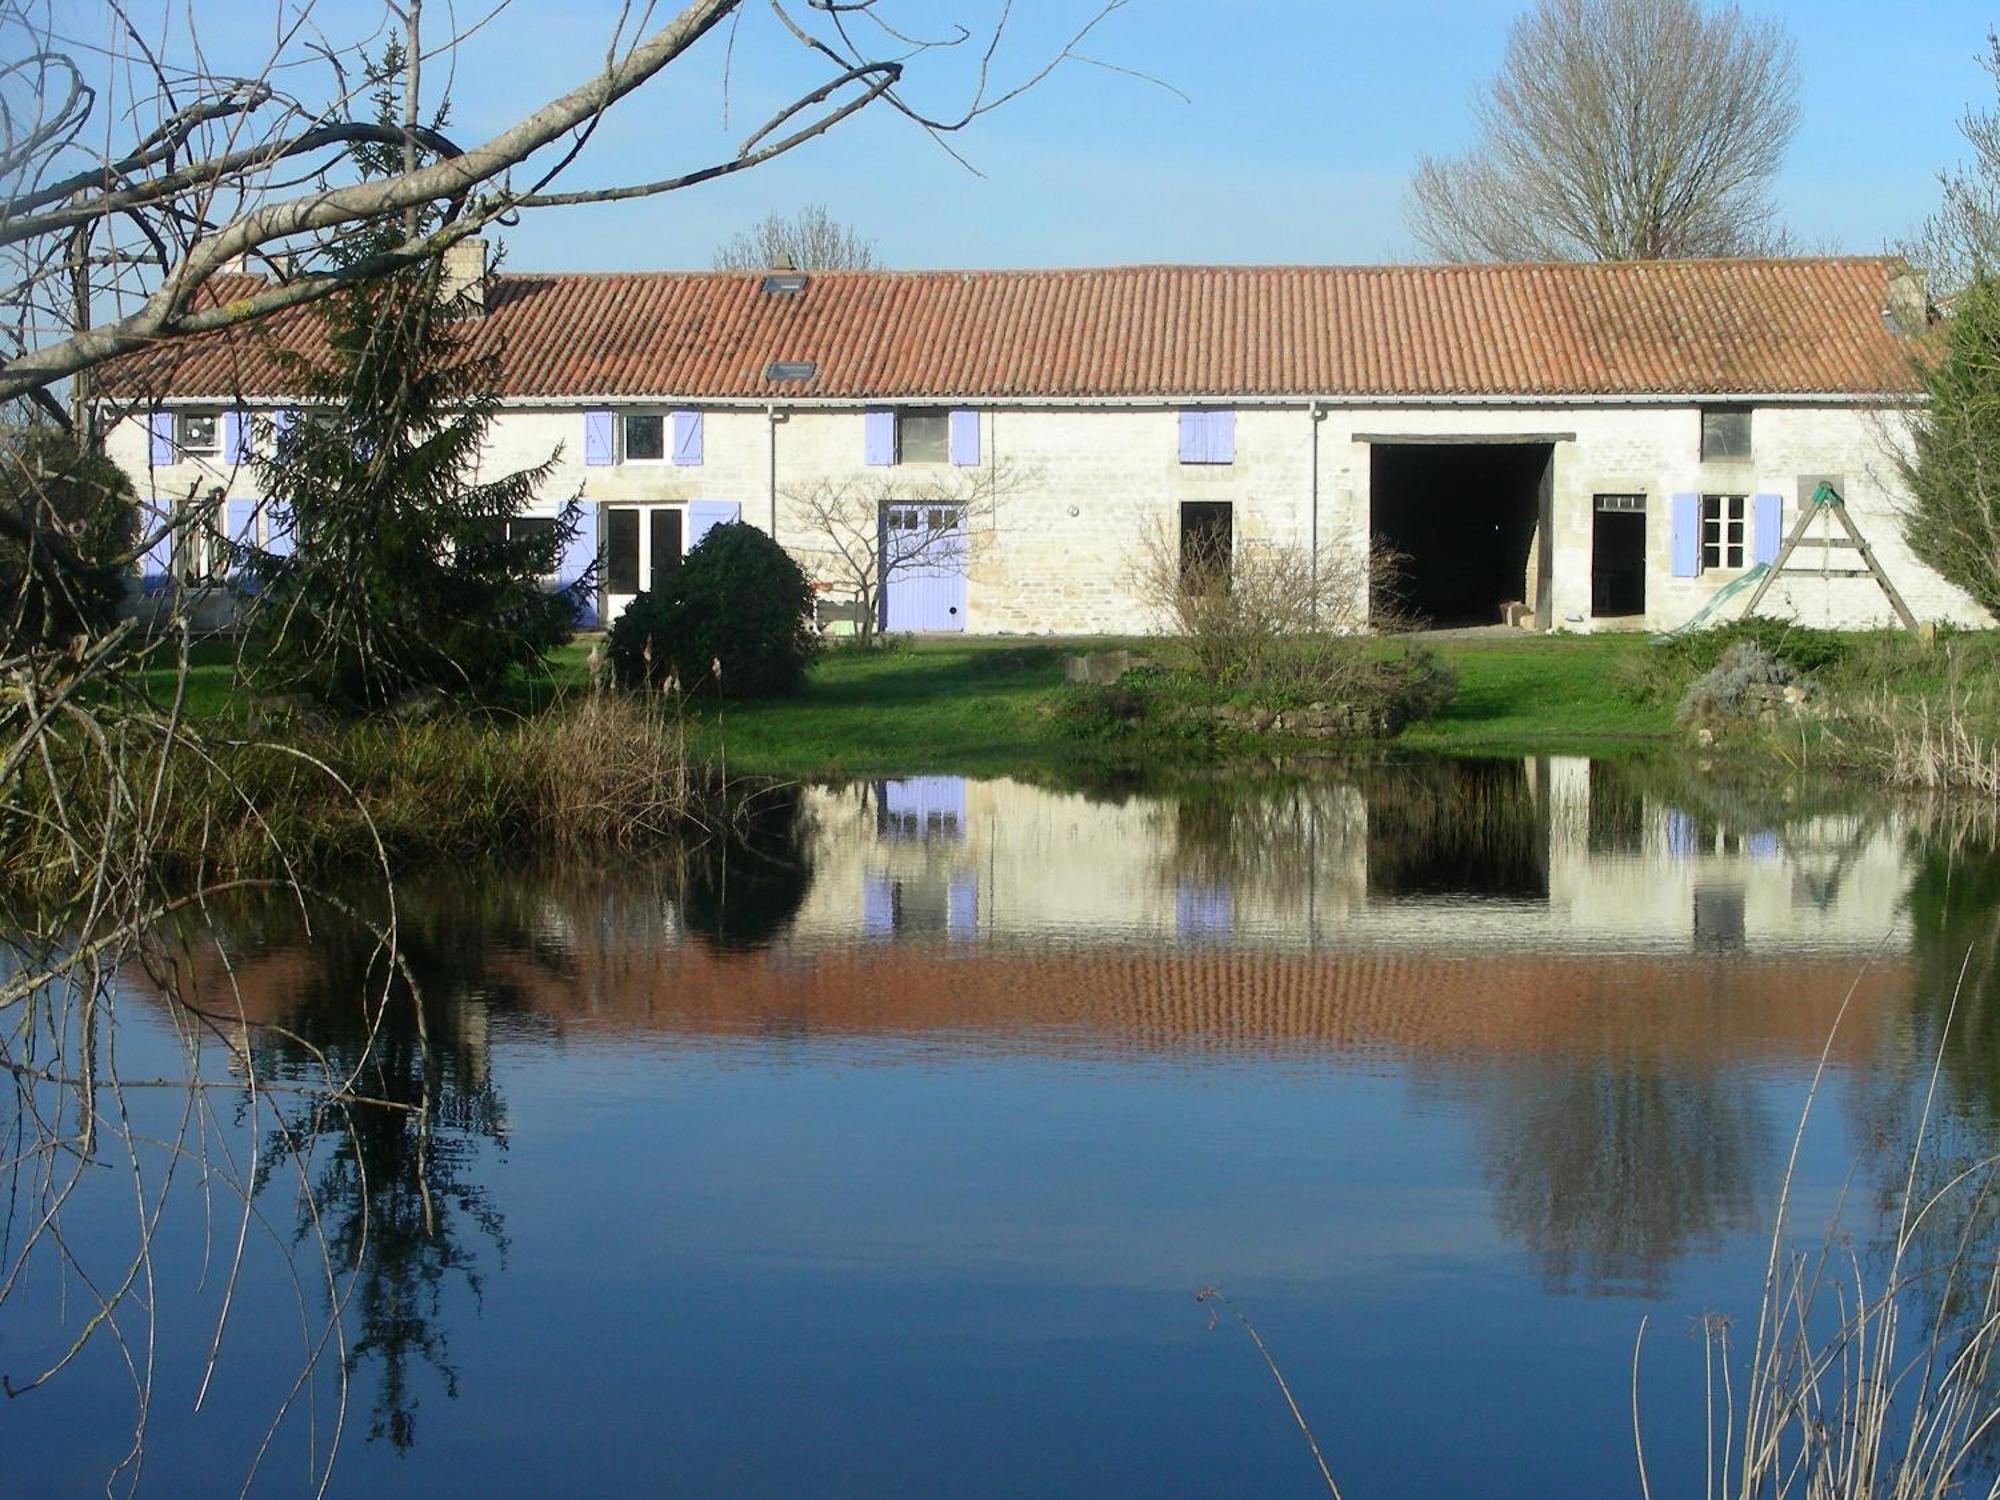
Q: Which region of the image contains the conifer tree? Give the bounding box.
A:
[247,44,587,711]
[1899,275,2000,617]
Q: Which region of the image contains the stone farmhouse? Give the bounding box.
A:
[104,245,1989,635]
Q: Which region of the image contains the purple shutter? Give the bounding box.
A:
[1752,493,1782,565]
[687,500,741,553]
[266,502,295,558]
[224,498,258,587]
[1670,493,1701,577]
[272,409,297,456]
[149,411,174,466]
[1665,808,1697,859]
[949,409,980,466]
[864,409,897,466]
[862,874,895,937]
[672,410,703,466]
[140,502,174,593]
[1211,410,1236,463]
[1178,411,1203,463]
[1747,829,1778,860]
[559,506,599,628]
[225,410,254,464]
[1175,881,1233,943]
[584,409,615,466]
[948,875,978,937]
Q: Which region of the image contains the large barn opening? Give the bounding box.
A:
[1369,441,1553,629]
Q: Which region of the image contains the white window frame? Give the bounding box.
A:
[620,410,669,465]
[895,408,950,466]
[1701,493,1747,573]
[177,410,220,456]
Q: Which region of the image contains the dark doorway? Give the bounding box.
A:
[1362,758,1550,903]
[1591,498,1646,618]
[1370,443,1550,628]
[1179,501,1232,587]
[649,508,683,593]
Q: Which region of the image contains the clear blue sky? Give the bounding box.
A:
[196,0,2000,269]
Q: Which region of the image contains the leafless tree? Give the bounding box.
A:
[713,202,878,270]
[2,0,1137,412]
[1407,0,1800,262]
[1903,30,2000,295]
[1130,518,1404,692]
[783,459,1027,640]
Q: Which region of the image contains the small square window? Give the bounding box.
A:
[1701,407,1752,462]
[623,413,664,462]
[178,412,219,454]
[1701,494,1747,572]
[897,409,949,465]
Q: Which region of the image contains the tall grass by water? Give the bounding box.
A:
[2,691,704,890]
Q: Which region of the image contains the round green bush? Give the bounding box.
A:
[605,521,817,697]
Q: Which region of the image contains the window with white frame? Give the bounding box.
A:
[897,409,949,465]
[622,412,666,462]
[178,411,220,455]
[1701,494,1747,572]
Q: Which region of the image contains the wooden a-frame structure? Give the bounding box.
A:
[1739,481,1918,631]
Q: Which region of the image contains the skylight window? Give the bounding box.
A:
[761,273,808,296]
[766,360,816,381]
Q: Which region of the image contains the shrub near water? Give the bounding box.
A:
[607,522,817,697]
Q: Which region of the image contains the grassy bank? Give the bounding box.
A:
[135,631,1679,780]
[125,626,2000,790]
[679,632,1672,777]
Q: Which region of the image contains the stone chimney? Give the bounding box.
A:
[441,237,488,315]
[769,251,796,272]
[1884,262,1932,336]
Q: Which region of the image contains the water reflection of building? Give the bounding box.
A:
[796,762,1915,957]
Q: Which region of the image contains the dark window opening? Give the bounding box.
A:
[178,411,219,454]
[1179,501,1232,590]
[649,508,683,593]
[1591,496,1647,617]
[897,409,949,465]
[1369,442,1550,628]
[1701,407,1752,462]
[623,413,664,461]
[606,506,640,594]
[510,515,556,545]
[1702,494,1746,572]
[1694,885,1747,953]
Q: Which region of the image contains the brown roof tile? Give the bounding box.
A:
[105,257,1921,402]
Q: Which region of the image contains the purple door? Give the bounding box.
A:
[881,503,966,632]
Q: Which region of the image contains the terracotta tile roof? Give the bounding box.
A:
[106,257,1921,402]
[157,940,1908,1067]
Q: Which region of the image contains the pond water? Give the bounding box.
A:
[9,758,2000,1497]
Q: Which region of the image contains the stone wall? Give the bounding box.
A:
[107,396,1992,634]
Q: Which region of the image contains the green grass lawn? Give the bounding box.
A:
[133,629,1679,776]
[1389,632,1671,753]
[688,638,1081,777]
[690,631,1673,777]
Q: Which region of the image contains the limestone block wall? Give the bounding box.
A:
[107,395,1992,634]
